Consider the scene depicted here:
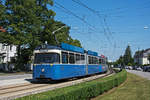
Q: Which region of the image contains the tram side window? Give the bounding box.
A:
[88,56,92,64]
[81,55,85,64]
[99,58,102,64]
[69,53,75,64]
[96,57,98,64]
[75,54,81,64]
[93,57,97,64]
[88,56,90,64]
[100,58,105,64]
[93,57,98,64]
[81,55,85,60]
[62,52,68,64]
[102,59,104,64]
[92,57,94,64]
[102,59,106,64]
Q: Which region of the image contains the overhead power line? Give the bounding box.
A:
[71,0,121,59]
[54,1,107,48]
[54,1,96,31]
[71,0,114,44]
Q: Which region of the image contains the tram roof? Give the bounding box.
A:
[35,43,84,54]
[87,50,98,56]
[35,42,98,56]
[35,45,62,50]
[61,43,84,54]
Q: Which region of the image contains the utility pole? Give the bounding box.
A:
[52,25,67,45]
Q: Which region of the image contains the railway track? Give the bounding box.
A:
[0,70,113,100]
[0,84,49,95]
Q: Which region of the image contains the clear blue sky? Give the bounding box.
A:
[51,0,150,61]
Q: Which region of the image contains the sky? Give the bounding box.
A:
[50,0,150,61]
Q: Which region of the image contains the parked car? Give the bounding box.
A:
[143,66,150,72]
[133,66,138,70]
[128,66,133,70]
[136,67,143,71]
[147,67,150,72]
[125,66,129,69]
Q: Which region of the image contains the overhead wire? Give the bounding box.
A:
[54,1,96,31]
[54,0,107,52]
[71,0,117,59]
[72,0,150,61]
[71,0,114,45]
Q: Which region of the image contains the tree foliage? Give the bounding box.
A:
[123,45,133,65]
[114,45,134,67]
[0,0,82,71]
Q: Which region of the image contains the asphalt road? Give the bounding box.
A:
[0,74,32,86]
[127,69,150,80]
[0,74,32,80]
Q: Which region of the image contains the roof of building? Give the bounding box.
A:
[144,48,150,53]
[134,48,150,58]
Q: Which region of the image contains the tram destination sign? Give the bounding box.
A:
[39,49,48,53]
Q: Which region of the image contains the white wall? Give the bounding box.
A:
[0,43,17,63]
[142,57,149,65]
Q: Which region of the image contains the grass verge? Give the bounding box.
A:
[92,72,150,100]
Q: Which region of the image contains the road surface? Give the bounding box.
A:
[127,70,150,80]
[0,74,32,86]
[0,74,32,80]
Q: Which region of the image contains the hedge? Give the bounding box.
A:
[16,70,127,100]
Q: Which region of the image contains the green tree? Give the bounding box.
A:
[0,0,82,71]
[118,56,124,67]
[3,0,44,70]
[123,45,133,65]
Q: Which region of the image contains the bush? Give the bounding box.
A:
[16,70,127,100]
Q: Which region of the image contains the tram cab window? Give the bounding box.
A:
[34,53,60,64]
[62,52,68,64]
[69,53,75,64]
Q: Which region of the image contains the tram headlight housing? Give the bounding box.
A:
[41,68,45,72]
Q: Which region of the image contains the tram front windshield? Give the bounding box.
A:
[34,53,60,64]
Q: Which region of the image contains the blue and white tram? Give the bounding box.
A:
[33,43,108,80]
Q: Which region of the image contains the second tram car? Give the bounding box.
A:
[33,43,108,80]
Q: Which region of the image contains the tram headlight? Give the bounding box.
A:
[41,68,45,72]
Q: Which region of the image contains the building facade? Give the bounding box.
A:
[134,48,150,65]
[0,43,17,64]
